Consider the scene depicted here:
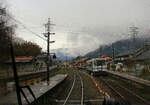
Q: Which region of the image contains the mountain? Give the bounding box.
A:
[84,37,148,58]
[51,48,74,61]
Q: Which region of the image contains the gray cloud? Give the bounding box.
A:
[8,0,150,56]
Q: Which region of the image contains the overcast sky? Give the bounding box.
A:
[5,0,150,56]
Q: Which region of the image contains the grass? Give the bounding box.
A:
[55,69,67,74]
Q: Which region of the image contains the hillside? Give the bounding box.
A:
[84,37,148,58]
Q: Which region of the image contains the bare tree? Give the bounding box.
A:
[0,3,15,66]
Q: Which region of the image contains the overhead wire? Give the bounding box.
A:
[8,15,47,41]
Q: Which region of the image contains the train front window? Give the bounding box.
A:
[96,60,105,66]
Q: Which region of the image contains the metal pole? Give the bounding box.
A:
[10,41,22,105]
[47,18,50,85]
[112,43,115,61]
[44,18,55,85]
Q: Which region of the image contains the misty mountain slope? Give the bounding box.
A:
[84,38,147,58]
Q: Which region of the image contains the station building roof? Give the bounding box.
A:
[6,56,34,63]
[135,49,150,61]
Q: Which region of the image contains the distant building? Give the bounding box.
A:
[99,55,112,61]
[134,45,150,72]
[61,61,70,67]
[5,56,35,72]
[115,44,150,62]
[72,57,90,67]
[115,50,134,62]
[115,44,150,72]
[34,55,47,70]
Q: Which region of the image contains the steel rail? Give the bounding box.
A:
[112,79,150,105]
[78,73,84,105]
[100,78,125,100]
[81,70,110,97]
[63,74,76,105]
[102,78,150,105]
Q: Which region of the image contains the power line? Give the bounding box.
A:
[8,15,47,41]
[1,8,54,44]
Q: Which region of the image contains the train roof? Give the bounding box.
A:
[86,58,106,63]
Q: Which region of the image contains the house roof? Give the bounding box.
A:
[15,56,33,61]
[79,57,89,63]
[72,57,89,66]
[6,56,34,63]
[100,55,112,60]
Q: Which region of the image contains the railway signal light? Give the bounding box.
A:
[53,53,56,59]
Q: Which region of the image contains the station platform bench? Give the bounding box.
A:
[0,74,68,105]
[105,71,150,87]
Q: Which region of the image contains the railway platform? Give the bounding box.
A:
[0,74,68,105]
[105,70,150,87]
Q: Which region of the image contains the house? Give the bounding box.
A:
[34,55,47,70]
[5,56,35,73]
[78,57,89,67]
[61,61,70,67]
[72,57,90,67]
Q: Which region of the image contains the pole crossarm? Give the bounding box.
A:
[50,41,55,43]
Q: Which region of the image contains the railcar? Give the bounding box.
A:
[86,58,108,76]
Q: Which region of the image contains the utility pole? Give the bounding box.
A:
[99,46,102,57]
[129,26,139,49]
[43,18,55,85]
[9,28,22,105]
[112,43,115,62]
[65,55,67,68]
[129,26,138,73]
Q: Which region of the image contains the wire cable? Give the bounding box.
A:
[8,15,47,41]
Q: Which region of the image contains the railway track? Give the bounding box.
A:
[98,77,150,105]
[63,72,84,105]
[78,73,84,105]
